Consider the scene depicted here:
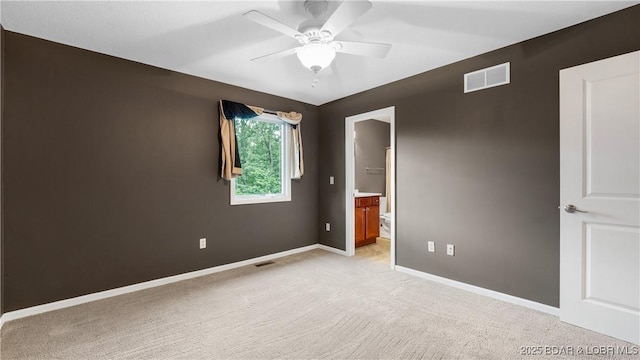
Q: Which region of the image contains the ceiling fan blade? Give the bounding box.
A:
[321,0,372,38]
[250,47,300,63]
[334,41,391,58]
[243,10,307,41]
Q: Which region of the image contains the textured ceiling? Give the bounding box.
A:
[1,1,637,105]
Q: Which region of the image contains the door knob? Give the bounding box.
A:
[564,204,588,213]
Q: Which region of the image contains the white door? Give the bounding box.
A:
[560,50,640,345]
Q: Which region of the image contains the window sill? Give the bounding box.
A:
[230,195,292,206]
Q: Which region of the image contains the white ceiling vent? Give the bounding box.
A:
[464,62,510,93]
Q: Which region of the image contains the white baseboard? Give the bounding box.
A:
[0,314,4,330]
[317,244,348,256]
[1,244,320,324]
[395,265,560,317]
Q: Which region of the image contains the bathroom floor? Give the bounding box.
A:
[355,237,390,265]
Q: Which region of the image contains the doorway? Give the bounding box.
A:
[345,106,395,268]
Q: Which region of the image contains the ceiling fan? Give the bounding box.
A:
[243,0,391,74]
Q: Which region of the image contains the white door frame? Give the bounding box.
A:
[345,106,396,268]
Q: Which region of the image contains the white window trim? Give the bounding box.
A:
[230,114,291,205]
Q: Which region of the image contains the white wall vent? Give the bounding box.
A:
[464,62,510,93]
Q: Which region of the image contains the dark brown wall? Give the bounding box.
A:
[2,32,319,312]
[1,26,5,317]
[318,6,640,307]
[355,120,390,195]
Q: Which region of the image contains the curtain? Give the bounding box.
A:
[219,100,304,181]
[385,147,391,213]
[277,111,304,179]
[219,100,262,180]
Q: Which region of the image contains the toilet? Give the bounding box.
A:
[379,197,392,239]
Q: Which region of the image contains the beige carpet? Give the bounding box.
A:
[1,249,635,359]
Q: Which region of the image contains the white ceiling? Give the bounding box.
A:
[1,1,637,105]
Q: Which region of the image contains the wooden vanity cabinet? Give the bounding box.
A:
[355,196,380,247]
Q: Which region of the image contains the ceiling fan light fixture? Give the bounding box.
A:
[296,43,336,73]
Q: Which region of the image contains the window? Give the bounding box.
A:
[230,114,291,205]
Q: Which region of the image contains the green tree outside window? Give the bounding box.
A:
[234,118,283,196]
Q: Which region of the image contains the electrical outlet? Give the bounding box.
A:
[428,241,435,253]
[325,223,331,231]
[199,238,206,249]
[446,244,455,256]
[329,176,334,185]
